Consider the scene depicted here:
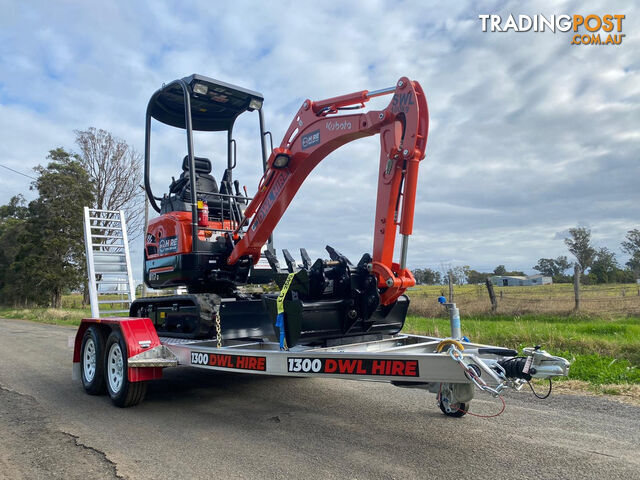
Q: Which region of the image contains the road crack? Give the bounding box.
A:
[0,385,122,479]
[60,430,125,479]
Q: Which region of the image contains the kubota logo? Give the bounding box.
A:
[478,14,625,46]
[326,120,352,131]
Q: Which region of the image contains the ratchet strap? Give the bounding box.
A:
[436,338,464,353]
[275,271,297,350]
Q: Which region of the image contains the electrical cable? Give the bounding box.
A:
[527,378,552,399]
[458,395,506,418]
[0,163,36,180]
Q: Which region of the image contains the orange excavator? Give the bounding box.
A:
[132,74,429,347]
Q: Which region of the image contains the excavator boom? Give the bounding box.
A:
[228,77,429,305]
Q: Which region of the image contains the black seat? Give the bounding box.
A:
[162,155,244,223]
[178,156,219,197]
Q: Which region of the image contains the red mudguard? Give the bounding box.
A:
[73,317,163,382]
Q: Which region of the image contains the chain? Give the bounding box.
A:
[448,346,506,397]
[215,310,222,348]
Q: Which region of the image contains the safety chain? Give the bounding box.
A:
[215,310,222,349]
[448,346,506,397]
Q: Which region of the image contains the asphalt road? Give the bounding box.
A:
[0,318,638,480]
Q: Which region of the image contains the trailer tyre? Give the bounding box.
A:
[104,330,147,407]
[81,326,106,395]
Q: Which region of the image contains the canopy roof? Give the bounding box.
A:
[148,74,264,131]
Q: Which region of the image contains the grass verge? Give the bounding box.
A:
[0,307,88,326]
[403,314,640,386]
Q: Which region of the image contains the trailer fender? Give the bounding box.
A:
[73,317,163,383]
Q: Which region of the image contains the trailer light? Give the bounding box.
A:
[249,98,263,111]
[273,153,290,169]
[193,83,208,95]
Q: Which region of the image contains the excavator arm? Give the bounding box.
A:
[228,77,429,306]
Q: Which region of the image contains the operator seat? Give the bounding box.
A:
[162,156,220,215]
[172,156,219,199]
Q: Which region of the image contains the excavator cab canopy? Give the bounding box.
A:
[148,74,264,131]
[144,74,271,258]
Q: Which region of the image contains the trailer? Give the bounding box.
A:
[72,305,570,416]
[73,75,570,415]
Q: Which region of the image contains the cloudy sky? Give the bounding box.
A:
[0,0,638,281]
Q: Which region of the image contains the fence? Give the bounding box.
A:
[408,280,640,318]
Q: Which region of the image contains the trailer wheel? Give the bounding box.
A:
[81,326,106,395]
[104,330,147,407]
[438,398,468,417]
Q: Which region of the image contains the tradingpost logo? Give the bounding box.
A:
[478,14,626,46]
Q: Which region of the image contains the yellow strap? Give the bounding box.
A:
[277,272,297,315]
[436,338,464,353]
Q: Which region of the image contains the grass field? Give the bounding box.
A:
[408,282,640,317]
[1,284,639,394]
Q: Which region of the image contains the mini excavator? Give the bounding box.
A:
[131,74,429,347]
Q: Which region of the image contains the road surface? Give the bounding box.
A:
[0,318,638,480]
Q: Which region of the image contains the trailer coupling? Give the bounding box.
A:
[452,344,569,392]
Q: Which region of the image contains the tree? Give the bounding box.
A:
[493,265,525,276]
[622,229,640,277]
[0,196,28,304]
[11,149,94,307]
[74,128,144,237]
[466,269,492,284]
[413,268,441,285]
[445,266,468,285]
[622,229,640,255]
[533,256,571,277]
[564,227,596,274]
[74,128,144,303]
[589,247,618,284]
[493,265,507,275]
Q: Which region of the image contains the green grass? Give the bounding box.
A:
[0,293,133,325]
[558,353,640,385]
[403,314,640,384]
[0,307,88,326]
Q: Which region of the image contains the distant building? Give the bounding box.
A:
[491,274,552,287]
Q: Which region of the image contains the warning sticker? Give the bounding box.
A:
[191,352,266,371]
[287,357,419,377]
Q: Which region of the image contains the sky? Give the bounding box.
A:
[0,0,638,282]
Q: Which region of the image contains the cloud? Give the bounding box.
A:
[0,0,638,283]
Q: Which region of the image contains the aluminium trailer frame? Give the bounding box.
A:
[73,315,570,413]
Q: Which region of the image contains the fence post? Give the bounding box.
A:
[573,264,580,311]
[485,277,498,312]
[448,272,454,302]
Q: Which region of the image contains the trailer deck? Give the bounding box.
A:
[73,314,570,414]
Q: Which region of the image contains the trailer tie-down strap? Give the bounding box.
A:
[276,271,297,350]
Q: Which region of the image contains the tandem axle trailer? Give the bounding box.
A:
[72,309,570,416]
